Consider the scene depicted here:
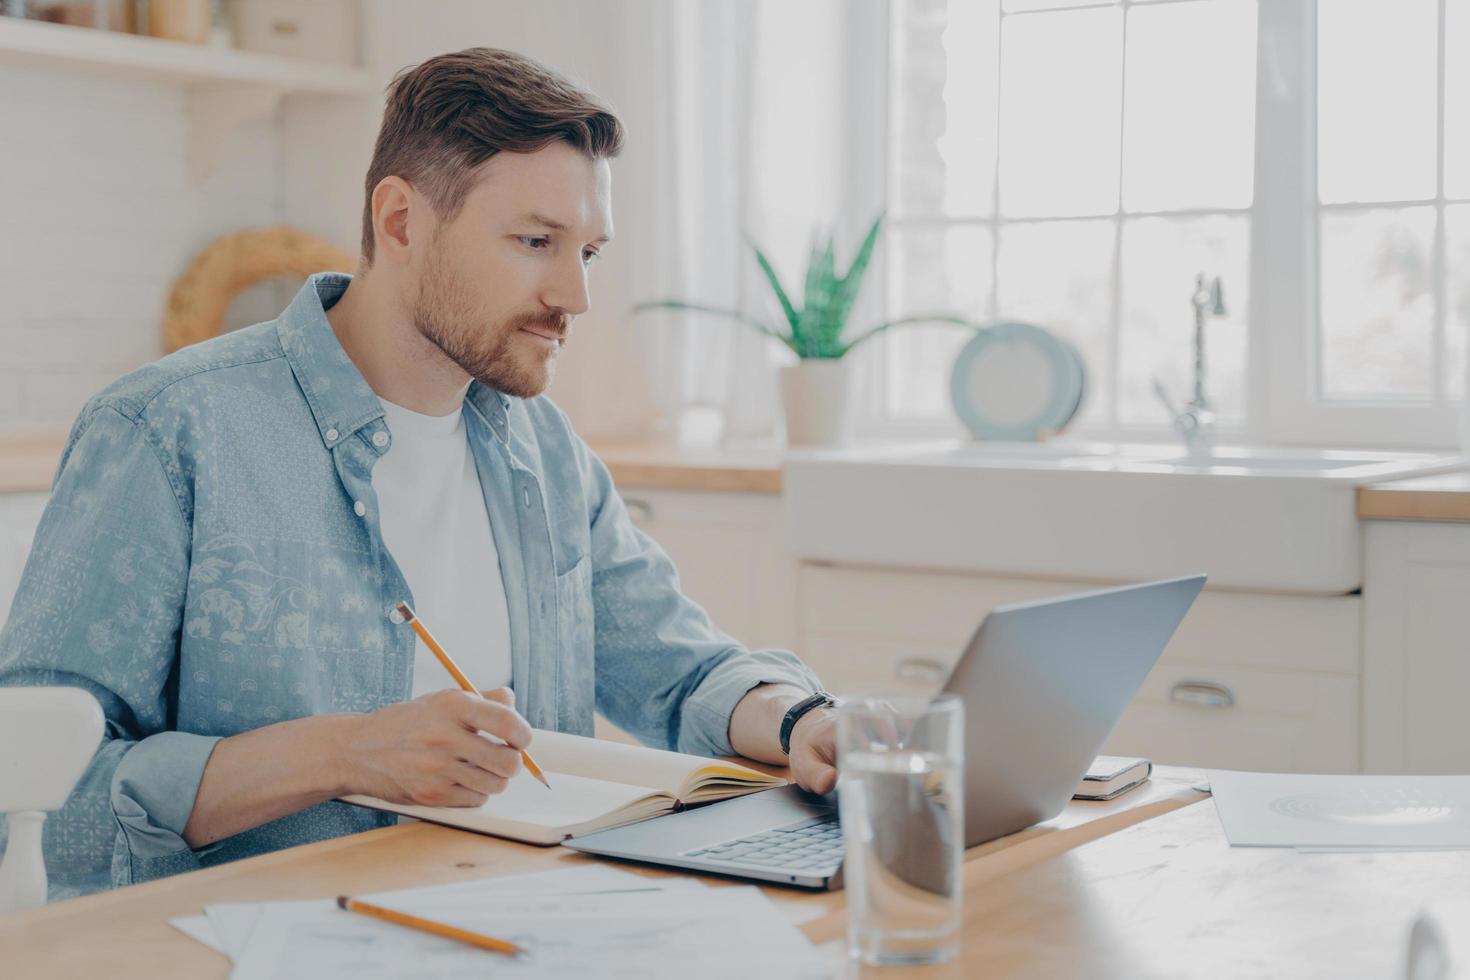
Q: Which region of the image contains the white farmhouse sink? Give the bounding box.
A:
[782,441,1464,593]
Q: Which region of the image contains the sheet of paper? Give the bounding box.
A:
[209,900,319,961]
[228,884,823,980]
[1207,770,1470,849]
[184,866,699,963]
[362,864,678,904]
[169,915,232,958]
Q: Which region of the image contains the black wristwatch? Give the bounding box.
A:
[779,691,837,755]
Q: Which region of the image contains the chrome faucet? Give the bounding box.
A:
[1153,273,1227,454]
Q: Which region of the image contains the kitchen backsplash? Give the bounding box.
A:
[0,61,289,438]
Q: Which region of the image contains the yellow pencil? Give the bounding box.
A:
[394,600,551,790]
[336,895,525,957]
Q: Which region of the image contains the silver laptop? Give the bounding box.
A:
[563,574,1206,890]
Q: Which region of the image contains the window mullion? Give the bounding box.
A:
[846,0,891,437]
[1432,0,1448,406]
[1247,0,1315,443]
[1107,2,1131,439]
[990,8,1004,328]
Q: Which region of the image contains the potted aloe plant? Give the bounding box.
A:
[635,214,980,446]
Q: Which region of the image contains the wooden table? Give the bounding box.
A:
[0,769,1205,978]
[961,796,1469,979]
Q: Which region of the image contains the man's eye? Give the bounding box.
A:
[582,250,601,264]
[520,237,550,250]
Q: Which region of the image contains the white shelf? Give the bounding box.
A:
[0,15,372,93]
[0,16,374,181]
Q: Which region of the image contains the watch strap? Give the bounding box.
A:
[779,691,836,755]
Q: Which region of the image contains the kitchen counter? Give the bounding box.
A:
[587,441,783,493]
[1358,470,1470,522]
[5,435,1464,509]
[0,435,784,495]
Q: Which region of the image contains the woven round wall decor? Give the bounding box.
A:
[162,226,357,352]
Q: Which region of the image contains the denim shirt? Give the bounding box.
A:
[0,273,819,899]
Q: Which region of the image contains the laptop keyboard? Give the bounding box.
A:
[681,816,843,873]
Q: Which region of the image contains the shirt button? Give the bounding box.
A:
[522,487,532,507]
[353,500,366,517]
[388,608,405,624]
[325,427,339,443]
[372,431,389,448]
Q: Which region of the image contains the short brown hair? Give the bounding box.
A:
[360,48,625,262]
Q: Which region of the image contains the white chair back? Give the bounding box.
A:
[0,687,104,913]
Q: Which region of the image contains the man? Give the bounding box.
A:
[0,48,837,898]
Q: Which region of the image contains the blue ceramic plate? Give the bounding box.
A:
[949,322,1086,441]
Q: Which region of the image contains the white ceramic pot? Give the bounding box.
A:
[780,359,855,447]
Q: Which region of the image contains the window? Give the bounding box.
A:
[870,0,1468,447]
[1317,0,1466,407]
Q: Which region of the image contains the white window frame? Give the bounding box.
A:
[851,0,1461,450]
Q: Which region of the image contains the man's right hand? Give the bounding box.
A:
[339,687,532,808]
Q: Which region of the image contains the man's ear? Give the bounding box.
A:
[370,176,416,265]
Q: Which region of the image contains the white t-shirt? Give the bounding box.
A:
[373,397,513,698]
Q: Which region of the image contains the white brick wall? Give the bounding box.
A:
[0,61,290,438]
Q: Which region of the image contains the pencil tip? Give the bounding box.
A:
[336,896,349,910]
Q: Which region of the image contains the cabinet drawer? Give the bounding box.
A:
[807,634,1360,772]
[800,563,1361,674]
[1104,663,1359,773]
[618,489,795,651]
[1165,591,1359,674]
[801,564,1087,646]
[801,633,960,698]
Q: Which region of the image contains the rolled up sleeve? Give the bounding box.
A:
[676,650,822,759]
[0,404,208,894]
[110,731,220,868]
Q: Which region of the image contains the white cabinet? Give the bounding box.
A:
[1363,521,1470,773]
[798,562,1361,772]
[618,488,796,653]
[0,492,48,629]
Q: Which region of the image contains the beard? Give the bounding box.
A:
[411,244,570,399]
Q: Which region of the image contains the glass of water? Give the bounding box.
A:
[837,693,965,967]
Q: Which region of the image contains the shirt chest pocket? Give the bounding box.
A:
[554,555,595,733]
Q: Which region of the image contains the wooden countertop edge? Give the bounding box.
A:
[0,437,784,495]
[1358,485,1470,523]
[13,437,1470,508]
[602,458,782,494]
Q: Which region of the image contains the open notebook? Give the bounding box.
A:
[340,730,785,845]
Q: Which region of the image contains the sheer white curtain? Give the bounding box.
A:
[614,0,850,444]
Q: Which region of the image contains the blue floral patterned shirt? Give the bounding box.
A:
[0,273,818,899]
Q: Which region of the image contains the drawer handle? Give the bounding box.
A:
[623,498,653,522]
[1170,681,1235,709]
[894,657,948,684]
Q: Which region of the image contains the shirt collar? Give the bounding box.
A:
[277,273,513,448]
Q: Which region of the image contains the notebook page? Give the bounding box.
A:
[526,729,780,798]
[341,768,663,842]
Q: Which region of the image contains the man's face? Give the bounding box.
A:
[409,141,613,399]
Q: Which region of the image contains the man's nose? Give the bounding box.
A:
[543,253,591,317]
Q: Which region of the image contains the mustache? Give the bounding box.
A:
[509,311,571,339]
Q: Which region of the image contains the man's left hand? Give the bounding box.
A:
[787,707,838,794]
